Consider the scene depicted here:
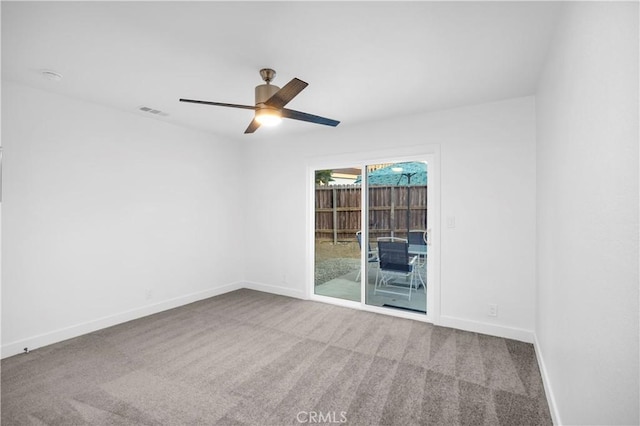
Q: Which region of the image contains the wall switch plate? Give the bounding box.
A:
[447,216,456,228]
[488,304,498,317]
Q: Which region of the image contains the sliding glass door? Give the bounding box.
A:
[313,167,362,302]
[311,159,433,317]
[364,161,429,314]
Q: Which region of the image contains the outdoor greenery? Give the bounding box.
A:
[315,169,334,185]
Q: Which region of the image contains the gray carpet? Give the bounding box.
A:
[1,289,552,425]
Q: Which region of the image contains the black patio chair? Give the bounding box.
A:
[374,240,417,300]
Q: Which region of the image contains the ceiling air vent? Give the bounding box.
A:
[138,106,168,117]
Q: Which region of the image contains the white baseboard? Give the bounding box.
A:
[1,282,244,359]
[2,282,538,371]
[241,281,305,300]
[437,315,535,343]
[533,334,561,425]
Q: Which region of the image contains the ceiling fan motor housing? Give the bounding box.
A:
[255,83,280,107]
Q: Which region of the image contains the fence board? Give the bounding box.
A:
[315,184,428,242]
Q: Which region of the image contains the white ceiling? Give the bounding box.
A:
[2,1,561,141]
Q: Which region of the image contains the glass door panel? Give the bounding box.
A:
[313,167,362,302]
[365,161,428,314]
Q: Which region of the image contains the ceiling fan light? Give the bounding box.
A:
[255,108,282,126]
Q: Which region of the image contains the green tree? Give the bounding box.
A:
[315,170,334,185]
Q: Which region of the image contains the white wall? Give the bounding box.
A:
[536,2,639,425]
[243,96,537,340]
[1,81,244,357]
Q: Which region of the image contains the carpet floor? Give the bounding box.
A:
[1,289,552,425]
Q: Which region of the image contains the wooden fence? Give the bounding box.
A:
[315,184,428,243]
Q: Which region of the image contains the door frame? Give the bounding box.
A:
[306,145,441,324]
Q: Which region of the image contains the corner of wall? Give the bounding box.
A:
[242,281,306,300]
[533,333,561,425]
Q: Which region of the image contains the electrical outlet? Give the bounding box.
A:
[488,304,498,317]
[145,289,153,301]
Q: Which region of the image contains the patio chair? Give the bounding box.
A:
[408,230,427,246]
[376,236,409,283]
[408,230,428,288]
[355,231,379,283]
[376,236,408,243]
[374,240,418,300]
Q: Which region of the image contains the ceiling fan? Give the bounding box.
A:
[180,68,340,134]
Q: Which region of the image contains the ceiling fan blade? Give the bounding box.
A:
[264,78,308,109]
[281,108,340,127]
[179,99,257,110]
[244,118,261,134]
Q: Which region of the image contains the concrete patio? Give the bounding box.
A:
[315,264,427,313]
